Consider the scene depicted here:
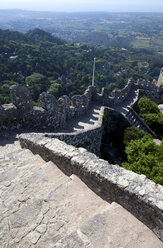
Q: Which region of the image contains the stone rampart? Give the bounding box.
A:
[132,88,162,109]
[19,133,163,242]
[45,127,102,156]
[0,85,97,131]
[0,79,162,131]
[102,106,131,143]
[96,79,162,107]
[44,106,103,156]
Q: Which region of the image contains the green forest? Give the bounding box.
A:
[122,98,163,185]
[0,28,163,104]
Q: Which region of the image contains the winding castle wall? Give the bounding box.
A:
[0,79,162,131]
[45,115,103,156]
[96,78,163,107]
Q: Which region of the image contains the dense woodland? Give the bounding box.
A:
[122,98,163,185]
[0,28,163,104]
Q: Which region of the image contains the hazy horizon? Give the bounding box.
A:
[0,0,163,13]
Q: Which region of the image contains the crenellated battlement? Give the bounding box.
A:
[0,79,162,131]
[97,78,162,107]
[0,85,97,131]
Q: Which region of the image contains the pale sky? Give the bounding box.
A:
[0,0,163,12]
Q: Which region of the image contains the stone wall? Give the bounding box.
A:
[103,107,131,136]
[45,127,102,156]
[100,107,132,164]
[96,79,163,107]
[19,133,163,242]
[0,85,97,131]
[0,79,162,131]
[44,106,103,156]
[1,79,163,242]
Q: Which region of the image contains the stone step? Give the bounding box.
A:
[0,149,45,186]
[0,139,109,248]
[0,150,40,169]
[17,161,70,203]
[128,114,134,120]
[0,154,47,226]
[53,229,95,248]
[55,202,163,248]
[36,174,109,247]
[1,172,109,247]
[0,141,36,167]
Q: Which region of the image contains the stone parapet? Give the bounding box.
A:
[45,106,103,156]
[0,85,97,131]
[0,79,162,131]
[10,85,33,112]
[19,133,163,241]
[0,103,19,130]
[45,127,102,156]
[99,78,162,107]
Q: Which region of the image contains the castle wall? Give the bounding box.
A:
[0,85,97,131]
[46,125,102,156]
[103,107,131,136]
[0,79,162,131]
[96,79,162,108]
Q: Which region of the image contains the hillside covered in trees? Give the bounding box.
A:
[122,98,163,185]
[0,28,163,104]
[0,10,163,52]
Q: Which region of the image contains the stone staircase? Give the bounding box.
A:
[126,108,146,130]
[114,89,157,136]
[125,107,156,136]
[0,135,162,247]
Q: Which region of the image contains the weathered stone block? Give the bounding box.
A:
[0,104,18,129]
[88,85,97,101]
[10,85,33,112]
[40,92,57,112]
[81,94,89,108]
[72,95,82,108]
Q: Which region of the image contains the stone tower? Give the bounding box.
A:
[158,67,163,86]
